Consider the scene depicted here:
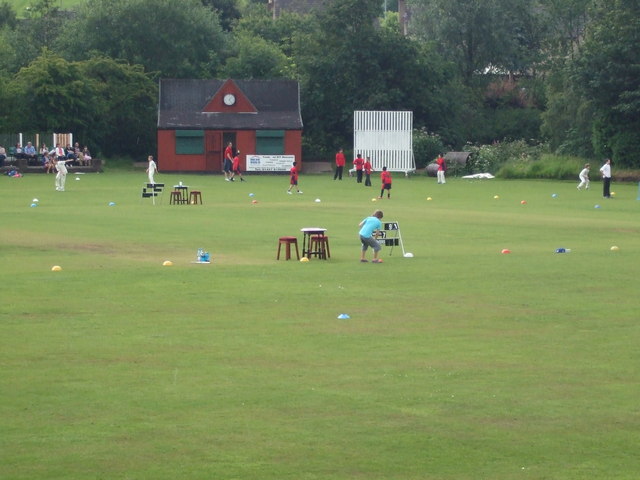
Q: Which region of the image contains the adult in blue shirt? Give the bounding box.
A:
[24,142,37,164]
[358,210,384,263]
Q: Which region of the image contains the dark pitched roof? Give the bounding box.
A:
[158,79,303,130]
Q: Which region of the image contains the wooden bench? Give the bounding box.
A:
[14,158,103,173]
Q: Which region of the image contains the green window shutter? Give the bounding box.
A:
[256,130,284,154]
[175,130,204,154]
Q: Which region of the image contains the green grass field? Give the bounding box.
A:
[1,170,639,479]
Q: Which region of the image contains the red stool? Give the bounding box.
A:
[277,236,300,260]
[310,235,330,259]
[189,191,203,204]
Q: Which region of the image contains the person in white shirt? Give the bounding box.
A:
[577,163,590,190]
[599,159,611,198]
[51,143,71,191]
[146,155,158,184]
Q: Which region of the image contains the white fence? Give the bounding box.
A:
[353,111,415,174]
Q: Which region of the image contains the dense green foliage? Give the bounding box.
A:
[0,0,638,167]
[1,50,157,157]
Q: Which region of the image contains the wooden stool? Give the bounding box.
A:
[277,236,300,260]
[189,190,203,204]
[169,190,183,204]
[310,235,330,259]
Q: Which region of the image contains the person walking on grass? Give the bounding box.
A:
[577,163,590,190]
[359,209,384,263]
[223,142,234,181]
[364,156,373,186]
[146,155,158,184]
[353,153,365,183]
[379,166,392,199]
[599,158,611,198]
[287,161,302,194]
[334,148,346,180]
[231,150,245,182]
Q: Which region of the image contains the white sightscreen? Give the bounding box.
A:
[353,111,415,174]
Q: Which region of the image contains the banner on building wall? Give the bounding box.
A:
[246,154,295,172]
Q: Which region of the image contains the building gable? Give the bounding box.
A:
[202,79,257,114]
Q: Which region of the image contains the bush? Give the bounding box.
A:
[413,128,445,169]
[466,139,546,175]
[498,154,584,180]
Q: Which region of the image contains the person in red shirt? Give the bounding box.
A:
[363,156,373,186]
[436,153,446,184]
[223,142,234,181]
[334,148,346,180]
[353,153,365,183]
[379,166,392,199]
[287,161,302,194]
[231,150,245,182]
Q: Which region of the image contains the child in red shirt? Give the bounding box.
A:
[353,153,365,183]
[379,166,392,199]
[364,156,373,186]
[231,150,245,182]
[287,161,302,194]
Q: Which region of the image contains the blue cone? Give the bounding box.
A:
[337,313,350,319]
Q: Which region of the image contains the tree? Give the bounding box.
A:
[409,0,520,83]
[80,56,158,157]
[201,0,241,31]
[572,0,640,166]
[3,50,157,157]
[295,0,453,157]
[0,2,17,30]
[221,32,291,79]
[56,0,226,78]
[0,0,68,75]
[538,0,590,63]
[4,49,96,138]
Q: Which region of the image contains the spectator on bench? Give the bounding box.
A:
[65,144,77,164]
[14,143,24,159]
[40,144,49,164]
[82,146,92,165]
[24,142,38,164]
[44,152,56,173]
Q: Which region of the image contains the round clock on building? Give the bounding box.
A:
[223,93,236,106]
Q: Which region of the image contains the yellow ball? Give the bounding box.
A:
[427,197,432,201]
[51,265,62,272]
[371,198,377,202]
[611,191,616,196]
[162,260,173,266]
[610,246,619,251]
[190,200,194,204]
[494,195,500,199]
[300,257,309,262]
